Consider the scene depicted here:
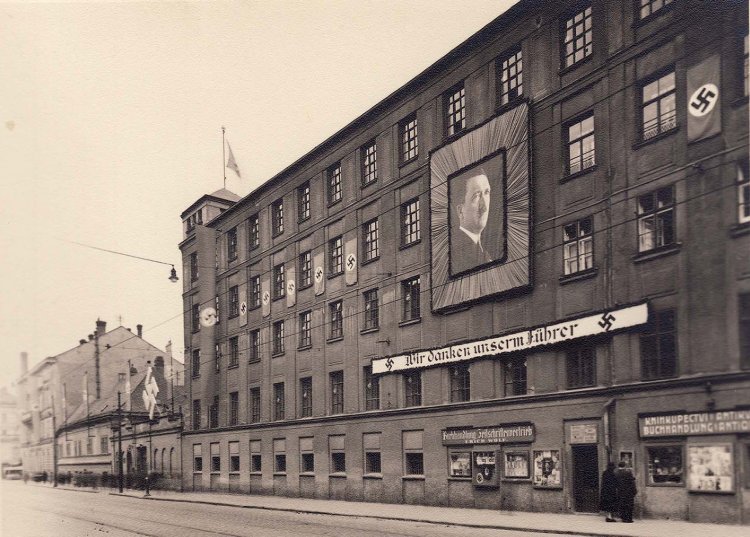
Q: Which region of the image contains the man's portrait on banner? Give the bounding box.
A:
[448,150,506,276]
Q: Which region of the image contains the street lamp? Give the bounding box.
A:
[169,265,179,283]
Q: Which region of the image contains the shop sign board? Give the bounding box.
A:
[372,302,648,374]
[639,410,750,438]
[442,424,535,446]
[569,424,598,444]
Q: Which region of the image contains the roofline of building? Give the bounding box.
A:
[208,0,530,227]
[180,192,241,220]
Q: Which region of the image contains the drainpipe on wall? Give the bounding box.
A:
[603,398,616,462]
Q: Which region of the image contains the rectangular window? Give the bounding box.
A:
[329,236,343,275]
[505,356,527,395]
[249,329,261,363]
[209,395,219,428]
[329,435,346,473]
[229,286,239,318]
[738,159,750,224]
[563,5,593,68]
[445,82,466,137]
[400,113,418,163]
[448,449,472,478]
[273,263,286,299]
[403,430,424,476]
[100,436,109,454]
[86,436,93,455]
[298,251,312,288]
[641,309,677,380]
[328,162,342,205]
[274,438,286,473]
[193,444,203,472]
[400,198,421,246]
[744,32,749,98]
[563,217,594,275]
[191,349,201,378]
[250,440,262,472]
[273,321,285,355]
[450,364,470,402]
[300,376,313,418]
[361,140,378,186]
[227,227,238,261]
[566,114,595,174]
[566,346,596,388]
[329,300,343,340]
[300,437,314,473]
[639,0,673,20]
[361,219,379,262]
[272,198,284,236]
[192,399,201,429]
[229,441,240,473]
[740,293,750,370]
[637,185,675,252]
[364,365,380,411]
[250,387,261,423]
[299,310,312,348]
[297,181,311,221]
[215,345,221,373]
[190,252,199,281]
[191,303,200,333]
[229,336,239,367]
[250,275,261,308]
[210,443,220,473]
[363,432,381,474]
[273,382,285,420]
[215,296,220,325]
[404,370,422,407]
[229,391,239,426]
[647,445,683,485]
[402,276,421,322]
[248,214,260,250]
[330,370,344,414]
[641,70,676,140]
[497,46,523,107]
[363,289,379,330]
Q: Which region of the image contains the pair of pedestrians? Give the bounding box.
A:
[600,461,637,522]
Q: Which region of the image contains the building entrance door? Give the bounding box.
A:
[571,445,599,513]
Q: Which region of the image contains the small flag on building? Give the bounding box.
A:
[687,54,721,143]
[226,142,241,178]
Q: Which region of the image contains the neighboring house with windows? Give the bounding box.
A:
[178,0,749,523]
[0,386,21,470]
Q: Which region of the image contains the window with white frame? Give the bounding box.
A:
[329,236,343,275]
[400,113,418,163]
[738,159,750,224]
[273,263,285,299]
[298,250,312,288]
[328,162,342,205]
[362,218,379,262]
[229,336,239,367]
[273,321,285,355]
[497,45,523,107]
[563,217,594,275]
[566,114,595,174]
[330,370,344,414]
[329,300,343,340]
[272,198,284,236]
[361,140,377,186]
[227,227,238,261]
[229,391,239,425]
[363,289,379,330]
[299,310,312,348]
[637,186,675,252]
[401,198,421,246]
[250,387,261,423]
[229,285,239,317]
[297,181,310,221]
[250,275,261,308]
[193,444,203,472]
[449,364,470,402]
[273,382,285,420]
[641,70,676,140]
[300,376,313,418]
[641,309,677,380]
[445,82,466,137]
[404,370,422,407]
[364,365,379,411]
[402,276,421,321]
[562,4,592,68]
[249,329,260,363]
[505,356,527,395]
[639,0,673,20]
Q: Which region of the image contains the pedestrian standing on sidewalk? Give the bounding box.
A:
[615,461,637,523]
[599,462,618,522]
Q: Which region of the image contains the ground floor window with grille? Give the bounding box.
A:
[229,441,240,473]
[329,435,346,474]
[363,432,381,475]
[403,430,424,476]
[646,445,683,485]
[300,437,314,473]
[505,356,527,395]
[193,444,202,473]
[250,440,261,473]
[274,438,286,473]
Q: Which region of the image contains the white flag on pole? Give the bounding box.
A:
[226,142,241,178]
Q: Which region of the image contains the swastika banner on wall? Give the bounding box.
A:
[687,54,721,143]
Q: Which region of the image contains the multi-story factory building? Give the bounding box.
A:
[179,0,750,523]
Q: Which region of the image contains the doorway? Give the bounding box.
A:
[572,445,599,513]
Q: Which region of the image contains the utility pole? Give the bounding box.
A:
[117,391,123,493]
[52,393,57,487]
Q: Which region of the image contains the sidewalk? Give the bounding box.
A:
[61,485,744,537]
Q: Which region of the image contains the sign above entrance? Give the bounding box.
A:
[372,302,648,374]
[442,423,535,446]
[639,410,750,438]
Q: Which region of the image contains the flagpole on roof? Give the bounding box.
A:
[222,126,227,189]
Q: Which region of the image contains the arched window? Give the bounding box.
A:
[169,448,174,477]
[161,449,166,475]
[153,448,158,471]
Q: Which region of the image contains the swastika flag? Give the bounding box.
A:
[687,54,721,143]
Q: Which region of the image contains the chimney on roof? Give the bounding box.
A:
[137,324,143,338]
[88,334,94,341]
[20,352,28,374]
[79,339,86,345]
[96,319,107,337]
[154,356,164,371]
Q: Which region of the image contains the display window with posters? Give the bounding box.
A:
[646,445,684,486]
[532,450,562,488]
[448,449,472,478]
[503,450,530,479]
[619,450,634,472]
[473,450,499,487]
[687,444,734,493]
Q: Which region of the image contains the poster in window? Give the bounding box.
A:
[449,451,471,478]
[619,451,634,472]
[687,444,734,493]
[533,450,562,488]
[473,451,499,487]
[503,451,530,479]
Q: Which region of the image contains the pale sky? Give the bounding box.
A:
[0,0,516,386]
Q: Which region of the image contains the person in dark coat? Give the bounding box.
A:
[615,461,637,523]
[599,462,618,522]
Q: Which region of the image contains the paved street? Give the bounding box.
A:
[0,482,568,537]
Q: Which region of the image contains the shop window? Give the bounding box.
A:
[505,356,527,395]
[404,370,422,407]
[250,386,261,423]
[637,185,675,252]
[193,444,202,472]
[364,365,380,411]
[229,441,240,473]
[403,430,424,476]
[329,435,346,474]
[250,440,262,473]
[504,451,531,479]
[273,438,286,473]
[640,70,676,140]
[562,4,592,69]
[448,449,472,478]
[363,432,381,474]
[210,442,220,473]
[640,309,677,380]
[646,445,683,485]
[449,364,470,402]
[300,437,314,473]
[566,346,596,388]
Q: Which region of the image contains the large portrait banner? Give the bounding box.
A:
[430,102,530,311]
